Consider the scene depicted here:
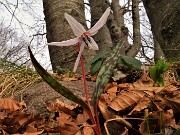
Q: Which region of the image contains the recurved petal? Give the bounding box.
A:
[47,37,79,46]
[88,7,111,36]
[65,13,86,37]
[88,37,99,50]
[73,42,85,72]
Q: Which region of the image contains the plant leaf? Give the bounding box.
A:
[150,68,158,82]
[85,51,109,69]
[90,59,103,75]
[173,128,180,135]
[28,46,91,113]
[93,42,124,104]
[121,55,142,69]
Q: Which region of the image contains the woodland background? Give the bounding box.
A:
[0,0,179,135]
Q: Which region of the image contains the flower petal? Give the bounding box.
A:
[73,42,85,72]
[65,13,86,37]
[47,37,79,46]
[88,7,111,36]
[87,37,99,50]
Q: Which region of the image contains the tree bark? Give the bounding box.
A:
[127,0,141,57]
[153,32,165,63]
[89,0,113,52]
[142,0,180,61]
[43,0,93,72]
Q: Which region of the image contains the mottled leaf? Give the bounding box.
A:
[93,42,124,103]
[28,46,90,113]
[121,55,142,69]
[90,59,103,75]
[85,51,109,69]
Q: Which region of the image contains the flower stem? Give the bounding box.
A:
[78,42,91,107]
[78,42,100,134]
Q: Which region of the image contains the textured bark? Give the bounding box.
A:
[43,0,94,72]
[111,0,125,37]
[153,32,165,63]
[142,0,180,61]
[89,0,113,52]
[108,0,123,45]
[105,0,131,55]
[127,0,141,57]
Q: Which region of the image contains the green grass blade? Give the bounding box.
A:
[28,46,90,112]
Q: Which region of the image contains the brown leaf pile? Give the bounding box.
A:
[99,72,180,134]
[0,71,179,135]
[0,98,94,135]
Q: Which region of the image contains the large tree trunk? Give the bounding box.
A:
[142,0,180,61]
[127,0,141,57]
[43,0,93,72]
[89,0,113,52]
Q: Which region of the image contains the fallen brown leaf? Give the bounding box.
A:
[0,98,21,111]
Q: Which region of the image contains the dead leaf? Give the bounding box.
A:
[76,110,89,125]
[129,96,151,115]
[83,122,95,135]
[57,112,80,135]
[0,98,21,111]
[46,99,77,116]
[109,90,146,112]
[91,73,97,81]
[104,83,114,92]
[133,71,154,87]
[112,69,126,81]
[140,109,176,134]
[162,109,176,128]
[61,73,79,81]
[118,83,131,89]
[20,125,44,135]
[155,86,180,113]
[98,98,132,128]
[107,86,118,94]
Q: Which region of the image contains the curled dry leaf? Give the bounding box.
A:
[76,110,90,125]
[57,111,80,135]
[46,99,77,116]
[83,122,95,135]
[1,111,43,134]
[155,85,180,113]
[109,90,148,112]
[106,86,118,101]
[133,71,154,87]
[166,95,180,113]
[98,98,132,128]
[0,98,21,111]
[128,96,151,115]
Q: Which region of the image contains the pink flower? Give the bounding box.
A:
[48,7,111,72]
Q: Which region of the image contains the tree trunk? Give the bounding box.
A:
[153,32,165,63]
[142,0,180,61]
[127,0,141,57]
[89,0,113,52]
[43,0,93,72]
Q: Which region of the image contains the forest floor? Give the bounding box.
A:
[0,64,180,135]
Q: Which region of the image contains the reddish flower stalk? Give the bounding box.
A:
[78,42,102,135]
[48,8,111,135]
[77,42,90,107]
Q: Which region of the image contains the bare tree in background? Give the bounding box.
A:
[0,21,29,65]
[43,0,97,72]
[1,0,170,71]
[43,0,146,72]
[142,0,180,61]
[0,0,48,68]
